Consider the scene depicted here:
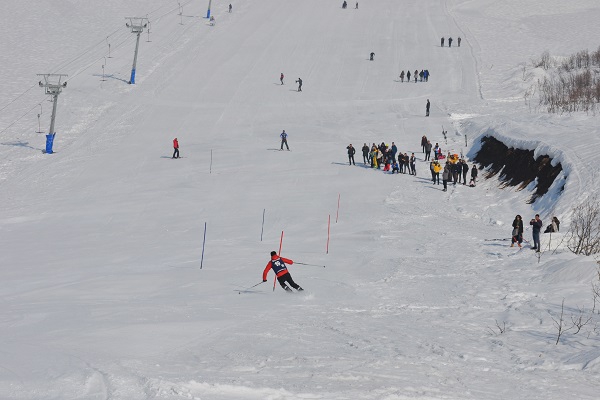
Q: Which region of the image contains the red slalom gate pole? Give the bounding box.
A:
[336,193,340,223]
[326,215,331,254]
[273,230,284,291]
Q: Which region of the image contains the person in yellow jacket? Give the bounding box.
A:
[370,147,379,168]
[431,161,441,184]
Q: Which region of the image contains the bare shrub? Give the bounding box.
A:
[536,48,600,114]
[534,50,552,70]
[571,306,593,334]
[567,195,600,256]
[550,298,571,344]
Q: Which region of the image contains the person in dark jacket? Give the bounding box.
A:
[441,37,445,47]
[544,216,560,233]
[414,69,418,83]
[280,72,284,85]
[399,70,405,82]
[442,163,450,191]
[461,160,469,185]
[410,153,416,175]
[361,143,370,165]
[295,78,303,91]
[421,135,428,153]
[370,52,375,61]
[530,214,543,252]
[511,215,524,247]
[406,70,411,82]
[426,99,430,116]
[346,144,356,165]
[457,37,461,47]
[280,130,289,150]
[263,251,303,292]
[448,37,453,47]
[470,164,478,185]
[424,140,432,161]
[452,162,459,185]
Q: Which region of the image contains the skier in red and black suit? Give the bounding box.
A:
[263,251,303,292]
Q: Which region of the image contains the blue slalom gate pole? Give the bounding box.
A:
[45,133,56,154]
[200,222,207,269]
[130,68,136,85]
[206,0,212,18]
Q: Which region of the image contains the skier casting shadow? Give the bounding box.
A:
[263,251,303,292]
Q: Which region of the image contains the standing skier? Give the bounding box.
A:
[448,37,453,47]
[370,52,375,61]
[457,37,461,47]
[346,144,356,166]
[414,69,418,83]
[426,99,430,116]
[399,70,405,82]
[406,70,411,82]
[280,130,289,150]
[296,77,303,92]
[263,251,303,292]
[172,138,180,159]
[229,4,232,12]
[280,72,284,85]
[441,37,445,47]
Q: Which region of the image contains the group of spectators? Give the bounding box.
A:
[399,69,430,83]
[345,137,479,193]
[429,158,477,192]
[345,142,417,175]
[511,215,560,252]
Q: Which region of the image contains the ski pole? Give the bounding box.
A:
[248,281,265,289]
[295,262,326,268]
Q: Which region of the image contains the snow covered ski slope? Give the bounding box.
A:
[1,0,600,399]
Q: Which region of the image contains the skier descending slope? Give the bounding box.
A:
[263,251,303,292]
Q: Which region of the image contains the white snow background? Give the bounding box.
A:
[1,0,600,399]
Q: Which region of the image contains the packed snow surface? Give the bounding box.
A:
[1,0,600,399]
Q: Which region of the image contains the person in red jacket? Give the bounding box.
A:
[263,251,303,292]
[172,138,179,159]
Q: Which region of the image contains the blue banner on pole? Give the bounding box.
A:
[130,68,136,84]
[45,133,55,154]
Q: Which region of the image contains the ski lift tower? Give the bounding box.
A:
[125,17,148,84]
[37,74,68,154]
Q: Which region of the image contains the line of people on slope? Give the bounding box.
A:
[510,215,560,252]
[342,1,358,9]
[399,69,430,83]
[440,36,461,47]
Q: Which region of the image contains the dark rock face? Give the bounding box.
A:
[473,136,564,204]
